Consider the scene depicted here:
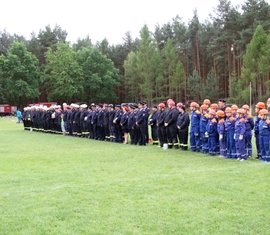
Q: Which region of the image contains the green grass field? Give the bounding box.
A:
[0,118,270,235]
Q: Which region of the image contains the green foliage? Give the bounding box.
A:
[77,47,119,103]
[187,70,201,101]
[45,43,83,102]
[0,42,40,105]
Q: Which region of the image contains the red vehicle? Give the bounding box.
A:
[0,104,17,116]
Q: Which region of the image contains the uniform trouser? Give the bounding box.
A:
[245,131,252,157]
[200,132,208,153]
[151,126,158,144]
[255,134,261,158]
[158,126,167,147]
[178,129,188,150]
[97,126,105,140]
[208,136,217,155]
[109,124,115,141]
[235,137,246,159]
[219,136,227,157]
[115,125,123,143]
[138,125,146,145]
[132,126,140,144]
[166,125,178,148]
[190,129,200,151]
[226,131,236,158]
[104,125,110,140]
[259,135,270,161]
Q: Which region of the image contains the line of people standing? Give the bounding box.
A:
[22,98,270,162]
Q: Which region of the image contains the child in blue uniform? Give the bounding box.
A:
[217,110,226,158]
[199,104,209,154]
[225,107,236,159]
[242,105,254,158]
[190,102,201,152]
[205,109,218,156]
[258,109,270,163]
[235,109,246,161]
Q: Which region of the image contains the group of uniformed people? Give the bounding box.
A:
[22,97,270,162]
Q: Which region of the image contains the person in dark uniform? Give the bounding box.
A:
[97,104,105,140]
[148,105,159,145]
[164,99,179,149]
[176,103,190,150]
[120,104,130,144]
[103,104,110,141]
[143,102,150,143]
[80,104,88,137]
[108,104,115,142]
[157,102,167,148]
[218,99,226,112]
[113,105,123,143]
[136,102,147,146]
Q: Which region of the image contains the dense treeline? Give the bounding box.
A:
[0,0,270,107]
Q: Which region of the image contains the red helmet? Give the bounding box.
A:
[256,102,266,109]
[158,103,165,108]
[216,110,225,117]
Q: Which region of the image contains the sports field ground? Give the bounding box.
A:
[0,118,269,234]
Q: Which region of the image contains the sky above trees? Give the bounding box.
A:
[1,0,247,44]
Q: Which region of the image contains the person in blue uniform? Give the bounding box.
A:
[190,102,201,152]
[113,104,123,143]
[224,107,236,159]
[136,102,147,146]
[199,104,209,153]
[216,110,226,158]
[205,109,218,156]
[242,105,254,158]
[235,108,247,161]
[254,102,266,159]
[258,109,270,162]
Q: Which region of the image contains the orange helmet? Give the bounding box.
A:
[203,99,211,105]
[231,105,238,110]
[225,107,232,113]
[242,104,250,110]
[210,103,218,110]
[237,108,245,114]
[216,110,225,117]
[190,102,199,108]
[158,103,165,108]
[200,104,208,110]
[256,102,266,109]
[209,109,216,116]
[259,109,268,115]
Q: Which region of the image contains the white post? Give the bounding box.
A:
[249,82,252,114]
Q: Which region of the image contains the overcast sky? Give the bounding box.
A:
[1,0,250,45]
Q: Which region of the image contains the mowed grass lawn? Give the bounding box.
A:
[0,118,270,235]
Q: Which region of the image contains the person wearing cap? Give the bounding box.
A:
[199,104,209,154]
[80,104,89,137]
[205,109,218,156]
[113,105,123,143]
[89,104,97,139]
[108,104,116,142]
[218,99,226,112]
[143,102,150,144]
[254,102,266,159]
[102,104,110,141]
[242,105,254,158]
[148,106,159,145]
[176,103,190,151]
[224,107,236,159]
[258,109,270,162]
[190,102,201,152]
[96,104,105,140]
[157,102,167,148]
[235,109,247,161]
[136,102,147,146]
[128,104,138,144]
[164,99,179,149]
